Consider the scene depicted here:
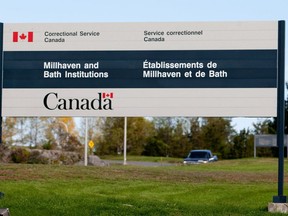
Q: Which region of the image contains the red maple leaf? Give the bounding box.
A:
[19,33,27,40]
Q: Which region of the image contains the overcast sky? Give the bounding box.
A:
[0,0,287,131]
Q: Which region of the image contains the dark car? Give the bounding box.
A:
[183,150,218,164]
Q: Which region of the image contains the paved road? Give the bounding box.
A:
[104,160,176,167]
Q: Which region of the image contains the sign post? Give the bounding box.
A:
[273,20,286,204]
[0,22,4,203]
[84,118,88,166]
[123,117,127,165]
[0,23,3,144]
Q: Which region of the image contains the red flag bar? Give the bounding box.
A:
[13,32,18,42]
[28,32,33,42]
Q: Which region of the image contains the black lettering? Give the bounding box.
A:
[43,92,58,110]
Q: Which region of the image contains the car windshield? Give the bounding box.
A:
[188,151,209,159]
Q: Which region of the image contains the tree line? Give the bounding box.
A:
[1,115,283,159]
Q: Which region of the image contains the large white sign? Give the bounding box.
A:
[1,22,279,117]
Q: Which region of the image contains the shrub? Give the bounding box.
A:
[42,140,57,150]
[142,138,168,157]
[11,148,31,163]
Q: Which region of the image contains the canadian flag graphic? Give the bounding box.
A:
[102,93,114,99]
[13,32,33,42]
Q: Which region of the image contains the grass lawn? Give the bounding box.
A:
[0,158,287,216]
[101,155,183,163]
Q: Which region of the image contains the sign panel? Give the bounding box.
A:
[88,140,95,149]
[1,22,279,117]
[255,135,288,147]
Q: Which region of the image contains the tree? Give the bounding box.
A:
[145,117,193,158]
[201,118,234,158]
[97,117,124,155]
[142,137,167,156]
[2,117,17,146]
[188,117,203,150]
[43,117,79,150]
[152,117,174,157]
[169,118,190,157]
[26,117,46,147]
[14,117,29,146]
[230,129,254,158]
[253,119,271,135]
[127,117,154,155]
[97,117,154,155]
[2,117,47,148]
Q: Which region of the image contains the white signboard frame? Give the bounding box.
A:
[0,21,279,117]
